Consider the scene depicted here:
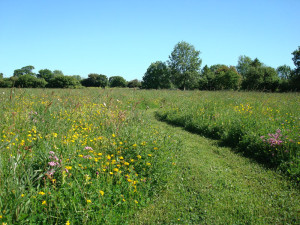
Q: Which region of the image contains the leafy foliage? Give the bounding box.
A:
[127,79,141,88]
[47,76,82,88]
[37,69,55,82]
[81,74,108,87]
[13,65,36,77]
[109,76,127,87]
[15,75,47,88]
[168,41,202,90]
[142,61,171,89]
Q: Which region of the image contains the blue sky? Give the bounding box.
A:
[0,0,299,80]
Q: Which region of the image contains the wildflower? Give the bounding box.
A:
[146,162,151,166]
[112,134,115,138]
[148,154,152,157]
[99,190,104,196]
[48,161,58,167]
[86,200,91,203]
[137,155,141,159]
[65,166,72,170]
[21,194,24,197]
[49,151,55,155]
[84,146,93,151]
[66,221,70,225]
[134,200,138,204]
[42,200,46,205]
[39,191,45,195]
[124,162,129,166]
[132,144,137,147]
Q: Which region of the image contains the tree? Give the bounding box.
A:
[70,75,82,81]
[214,65,242,90]
[47,76,81,88]
[250,58,263,68]
[0,73,3,79]
[53,70,64,77]
[199,65,215,90]
[109,76,127,87]
[142,61,171,89]
[81,74,108,87]
[291,46,300,90]
[168,41,202,90]
[15,75,47,88]
[127,79,141,88]
[292,46,300,74]
[13,65,36,77]
[236,55,252,78]
[37,69,54,82]
[242,66,279,91]
[276,65,292,80]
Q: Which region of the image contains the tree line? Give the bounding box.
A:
[1,42,299,91]
[142,42,300,91]
[0,67,140,89]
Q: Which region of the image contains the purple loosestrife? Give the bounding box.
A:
[260,129,283,147]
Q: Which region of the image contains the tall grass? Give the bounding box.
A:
[0,88,179,224]
[156,91,300,181]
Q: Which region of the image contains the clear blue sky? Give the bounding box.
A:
[1,0,299,80]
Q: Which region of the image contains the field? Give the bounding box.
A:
[0,88,299,224]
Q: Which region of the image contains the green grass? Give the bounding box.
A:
[133,109,300,224]
[0,88,299,224]
[156,91,300,180]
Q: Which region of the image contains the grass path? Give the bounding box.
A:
[132,109,299,224]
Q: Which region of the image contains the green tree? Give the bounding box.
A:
[127,79,141,88]
[15,75,47,88]
[0,73,3,79]
[236,55,252,78]
[199,65,215,90]
[109,76,127,88]
[70,75,82,81]
[291,46,300,90]
[214,65,242,90]
[81,74,108,87]
[242,66,279,91]
[168,41,202,90]
[142,61,171,89]
[276,65,292,80]
[47,76,81,88]
[53,70,64,77]
[13,65,36,77]
[37,69,54,82]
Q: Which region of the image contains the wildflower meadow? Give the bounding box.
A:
[0,88,299,224]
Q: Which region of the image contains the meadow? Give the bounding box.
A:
[0,88,299,224]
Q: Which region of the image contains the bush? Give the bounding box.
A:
[81,74,108,87]
[109,76,127,88]
[15,75,47,88]
[0,78,14,88]
[47,76,82,88]
[127,79,141,88]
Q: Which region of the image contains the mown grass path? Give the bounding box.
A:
[133,109,299,224]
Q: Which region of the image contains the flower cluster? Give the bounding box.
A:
[46,151,61,176]
[260,129,283,147]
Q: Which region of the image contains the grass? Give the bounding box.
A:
[0,88,299,224]
[133,109,300,224]
[156,91,300,180]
